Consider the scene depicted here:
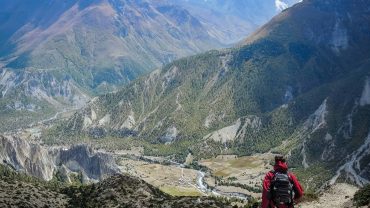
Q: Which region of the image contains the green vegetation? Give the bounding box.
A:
[218,181,262,193]
[0,164,63,191]
[0,92,57,132]
[43,0,370,192]
[1,164,234,207]
[300,191,319,203]
[160,186,202,197]
[243,197,261,208]
[353,184,370,207]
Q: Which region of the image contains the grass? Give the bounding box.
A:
[160,186,203,197]
[214,170,231,177]
[229,157,261,169]
[202,156,264,173]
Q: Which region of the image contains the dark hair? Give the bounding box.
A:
[275,155,286,163]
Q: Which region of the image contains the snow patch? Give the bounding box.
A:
[275,0,288,11]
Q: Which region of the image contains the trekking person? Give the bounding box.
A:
[261,155,303,208]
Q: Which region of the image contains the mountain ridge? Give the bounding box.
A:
[0,0,298,132]
[50,0,370,190]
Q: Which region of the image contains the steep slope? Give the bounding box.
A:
[0,0,218,131]
[0,135,119,181]
[0,0,299,132]
[64,174,233,208]
[53,0,370,190]
[0,164,232,208]
[0,164,69,207]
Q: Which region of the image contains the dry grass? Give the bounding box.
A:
[118,158,203,197]
[160,186,203,197]
[200,155,269,177]
[200,154,274,199]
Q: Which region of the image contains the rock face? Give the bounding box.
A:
[0,135,54,180]
[57,145,119,182]
[0,135,119,181]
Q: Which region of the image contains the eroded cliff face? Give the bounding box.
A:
[0,135,119,182]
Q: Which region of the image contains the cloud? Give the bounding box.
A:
[275,0,289,11]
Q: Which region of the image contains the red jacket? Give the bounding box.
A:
[262,161,304,208]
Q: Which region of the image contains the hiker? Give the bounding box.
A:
[261,155,303,208]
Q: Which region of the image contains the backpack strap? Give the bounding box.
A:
[267,170,275,200]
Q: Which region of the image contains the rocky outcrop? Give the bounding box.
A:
[0,135,119,182]
[57,145,119,182]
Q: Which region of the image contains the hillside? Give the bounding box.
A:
[50,0,370,191]
[0,0,297,132]
[0,164,232,208]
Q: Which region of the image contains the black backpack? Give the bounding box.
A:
[269,171,294,205]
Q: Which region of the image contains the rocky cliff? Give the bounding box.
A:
[0,135,119,182]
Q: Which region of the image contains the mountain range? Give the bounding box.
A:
[0,0,298,132]
[54,0,370,191]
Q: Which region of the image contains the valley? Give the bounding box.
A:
[116,153,269,199]
[1,0,370,207]
[0,0,295,133]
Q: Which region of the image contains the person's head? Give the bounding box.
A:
[273,155,288,172]
[274,155,286,164]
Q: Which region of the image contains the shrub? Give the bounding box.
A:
[353,184,370,207]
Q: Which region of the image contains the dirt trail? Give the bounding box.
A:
[300,183,358,208]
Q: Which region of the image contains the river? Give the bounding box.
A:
[196,169,250,200]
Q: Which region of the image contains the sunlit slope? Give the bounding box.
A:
[53,0,370,190]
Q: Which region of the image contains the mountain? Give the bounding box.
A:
[0,0,299,132]
[54,0,370,190]
[165,0,300,44]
